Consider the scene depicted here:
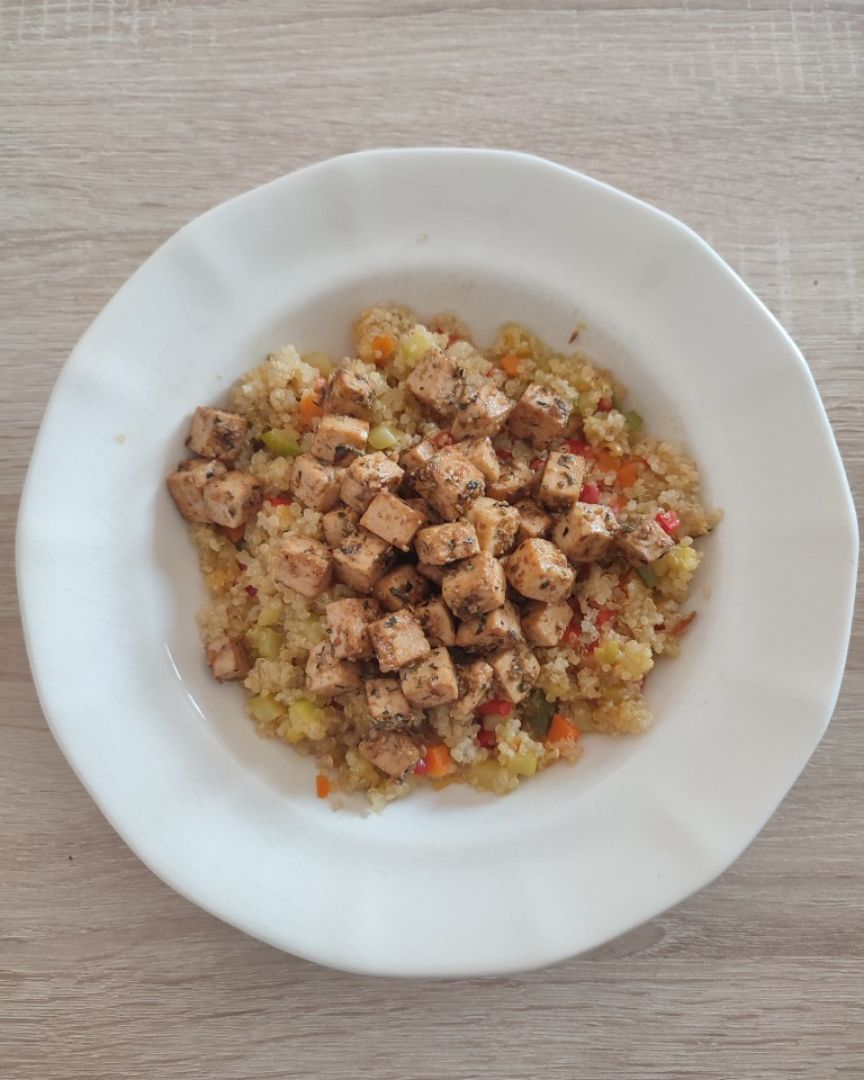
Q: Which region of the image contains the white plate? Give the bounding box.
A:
[17,150,857,977]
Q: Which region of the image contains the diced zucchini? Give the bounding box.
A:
[625,410,643,432]
[636,564,658,588]
[469,759,502,791]
[507,751,538,778]
[257,600,283,628]
[399,325,437,366]
[368,423,401,451]
[248,694,286,724]
[262,429,301,457]
[247,626,282,660]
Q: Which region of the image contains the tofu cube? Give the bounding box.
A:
[415,447,485,520]
[488,644,541,703]
[360,492,425,551]
[451,383,514,440]
[463,497,520,556]
[305,640,361,696]
[405,348,465,416]
[400,439,436,475]
[340,451,404,512]
[459,436,501,484]
[274,534,333,599]
[309,415,370,463]
[399,647,460,708]
[202,471,263,528]
[441,552,506,619]
[205,636,250,681]
[451,659,495,720]
[414,596,456,647]
[417,561,444,586]
[365,678,418,727]
[290,453,341,512]
[455,600,523,651]
[414,522,480,565]
[332,529,396,593]
[507,383,572,448]
[324,597,380,659]
[324,369,374,419]
[372,564,430,612]
[504,539,575,602]
[322,506,361,547]
[615,516,675,564]
[368,611,431,672]
[521,600,573,647]
[485,459,534,502]
[515,499,553,543]
[186,406,248,463]
[358,728,421,778]
[553,502,620,562]
[167,458,227,523]
[538,451,587,507]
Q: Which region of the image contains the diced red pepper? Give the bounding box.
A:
[478,698,513,718]
[495,447,513,462]
[529,457,545,472]
[562,619,581,645]
[564,439,594,457]
[476,728,497,748]
[656,510,681,536]
[596,607,614,629]
[265,495,293,507]
[670,611,697,637]
[431,430,453,449]
[413,758,429,776]
[611,498,626,515]
[223,525,245,544]
[596,398,614,412]
[245,585,258,598]
[579,482,601,504]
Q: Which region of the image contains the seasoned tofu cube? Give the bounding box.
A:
[507,383,572,448]
[451,659,495,719]
[202,471,263,528]
[459,436,501,484]
[615,517,675,564]
[400,439,436,475]
[415,447,485,520]
[515,499,553,543]
[340,451,404,512]
[322,506,361,547]
[368,611,431,673]
[505,539,575,602]
[274,534,333,599]
[186,406,248,463]
[332,529,396,593]
[486,459,534,502]
[417,561,444,586]
[463,497,520,556]
[290,453,341,512]
[405,348,465,416]
[324,369,374,419]
[414,596,456,647]
[521,600,573,647]
[372,564,430,612]
[167,458,227,523]
[538,451,586,507]
[414,522,480,565]
[358,728,421,778]
[553,502,620,562]
[205,636,250,681]
[451,383,514,440]
[399,647,460,708]
[455,600,523,651]
[309,415,370,463]
[305,640,361,696]
[442,552,507,619]
[365,678,417,727]
[324,597,381,660]
[488,644,541,703]
[360,492,425,551]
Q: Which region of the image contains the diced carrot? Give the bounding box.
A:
[265,495,293,507]
[548,714,581,743]
[298,394,323,424]
[425,744,453,778]
[223,525,245,544]
[315,775,331,799]
[596,398,614,412]
[371,333,395,363]
[594,450,620,473]
[413,758,429,776]
[495,447,513,462]
[499,353,522,377]
[616,461,640,489]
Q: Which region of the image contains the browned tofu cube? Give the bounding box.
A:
[415,447,485,520]
[405,348,464,416]
[486,459,534,502]
[360,492,425,551]
[400,439,436,475]
[305,640,361,696]
[553,502,620,562]
[538,451,587,507]
[167,458,227,523]
[205,636,250,681]
[452,659,495,719]
[505,539,575,602]
[202,471,263,528]
[186,406,248,462]
[331,529,396,593]
[414,522,480,565]
[274,534,333,598]
[414,596,456,647]
[441,552,506,619]
[521,600,573,647]
[488,644,541,703]
[290,453,341,512]
[340,451,404,512]
[451,383,514,440]
[515,499,553,543]
[459,436,501,484]
[324,369,374,419]
[324,596,381,659]
[372,564,430,612]
[364,678,417,727]
[463,497,520,556]
[322,506,361,547]
[507,383,572,448]
[417,561,444,586]
[615,516,675,564]
[368,611,431,672]
[309,415,370,463]
[455,600,523,651]
[399,647,460,708]
[358,728,421,778]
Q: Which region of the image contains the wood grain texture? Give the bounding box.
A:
[1,1,862,1077]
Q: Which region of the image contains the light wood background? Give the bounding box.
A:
[2,2,862,1077]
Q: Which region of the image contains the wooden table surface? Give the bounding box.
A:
[2,2,862,1077]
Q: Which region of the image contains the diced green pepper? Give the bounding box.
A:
[521,689,554,738]
[368,423,401,451]
[636,564,658,588]
[625,410,643,433]
[262,429,301,457]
